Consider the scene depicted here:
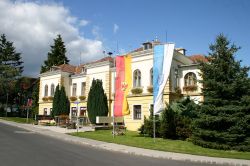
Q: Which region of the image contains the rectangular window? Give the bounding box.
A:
[72,83,77,96]
[133,105,141,120]
[44,108,47,115]
[49,108,52,115]
[81,82,86,96]
[71,107,77,117]
[80,107,87,116]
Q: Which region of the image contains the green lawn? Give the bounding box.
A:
[0,117,35,124]
[70,130,250,160]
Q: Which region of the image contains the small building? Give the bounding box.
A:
[38,41,204,131]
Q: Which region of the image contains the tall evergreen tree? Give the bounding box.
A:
[0,34,23,104]
[87,79,108,124]
[52,84,60,117]
[40,35,69,73]
[192,34,250,151]
[59,86,70,115]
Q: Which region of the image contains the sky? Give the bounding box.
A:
[0,0,249,76]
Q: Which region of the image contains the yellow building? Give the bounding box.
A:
[38,40,203,131]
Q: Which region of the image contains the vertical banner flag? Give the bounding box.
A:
[114,55,132,116]
[153,43,175,115]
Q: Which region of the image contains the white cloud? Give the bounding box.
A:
[0,0,104,76]
[113,23,119,34]
[79,19,89,26]
[92,25,102,40]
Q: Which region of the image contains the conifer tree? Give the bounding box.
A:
[59,86,70,115]
[0,34,23,103]
[52,84,60,117]
[87,79,108,124]
[40,35,69,73]
[192,34,250,151]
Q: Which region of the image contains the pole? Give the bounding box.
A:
[5,92,8,117]
[76,102,79,133]
[26,108,29,123]
[112,75,116,138]
[153,114,156,143]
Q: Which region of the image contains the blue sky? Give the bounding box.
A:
[0,0,249,76]
[60,0,250,65]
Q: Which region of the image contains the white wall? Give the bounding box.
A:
[179,66,202,93]
[131,54,153,93]
[71,76,86,96]
[40,74,61,98]
[86,65,110,93]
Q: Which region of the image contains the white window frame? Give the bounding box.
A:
[133,105,142,120]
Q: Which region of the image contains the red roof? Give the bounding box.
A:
[84,56,114,65]
[188,54,208,63]
[51,57,113,74]
[57,64,77,73]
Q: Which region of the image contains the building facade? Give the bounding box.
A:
[38,41,204,131]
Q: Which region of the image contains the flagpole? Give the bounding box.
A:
[112,72,116,139]
[153,114,156,143]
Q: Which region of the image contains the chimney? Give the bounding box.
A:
[176,48,186,55]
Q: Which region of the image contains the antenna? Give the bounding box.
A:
[79,52,82,66]
[165,30,168,43]
[116,41,119,56]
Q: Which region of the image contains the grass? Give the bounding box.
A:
[70,130,250,160]
[0,117,35,124]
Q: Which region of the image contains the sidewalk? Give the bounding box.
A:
[1,119,249,166]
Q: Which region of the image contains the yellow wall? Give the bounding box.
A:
[39,102,53,115]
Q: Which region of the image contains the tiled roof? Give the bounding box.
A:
[51,57,113,74]
[57,64,77,73]
[130,47,143,53]
[74,64,85,74]
[84,56,114,65]
[188,54,208,63]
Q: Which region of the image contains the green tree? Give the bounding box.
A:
[52,84,60,117]
[160,105,176,139]
[87,79,108,124]
[0,34,23,104]
[40,35,69,73]
[59,86,70,115]
[192,34,250,151]
[31,80,39,116]
[138,109,160,137]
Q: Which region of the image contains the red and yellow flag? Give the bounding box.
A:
[114,55,131,117]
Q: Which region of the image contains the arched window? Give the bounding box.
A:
[150,68,153,85]
[51,84,55,96]
[133,69,141,87]
[184,72,197,86]
[44,84,48,97]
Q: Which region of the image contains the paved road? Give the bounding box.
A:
[0,122,211,166]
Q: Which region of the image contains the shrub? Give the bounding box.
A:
[131,87,143,95]
[183,85,197,92]
[147,86,153,93]
[79,95,86,101]
[160,105,177,139]
[48,96,54,101]
[139,109,160,137]
[70,96,77,101]
[42,97,48,101]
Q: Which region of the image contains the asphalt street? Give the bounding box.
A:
[0,122,212,166]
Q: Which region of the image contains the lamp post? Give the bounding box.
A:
[74,101,80,133]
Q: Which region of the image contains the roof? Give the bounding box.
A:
[57,64,77,73]
[84,56,114,66]
[188,54,208,63]
[46,57,114,75]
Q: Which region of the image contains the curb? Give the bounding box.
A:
[1,119,249,166]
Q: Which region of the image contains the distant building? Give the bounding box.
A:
[38,40,204,131]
